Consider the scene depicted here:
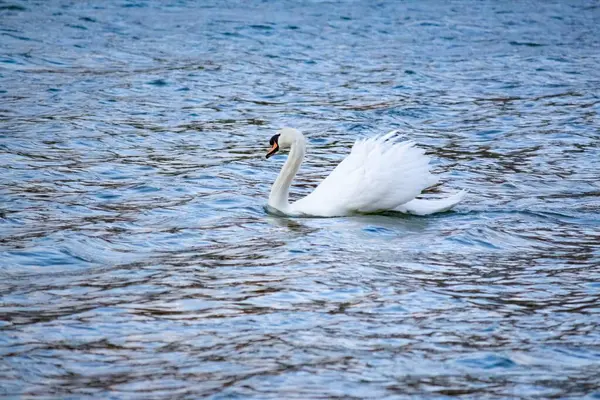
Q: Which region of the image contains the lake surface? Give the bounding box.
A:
[1,0,599,398]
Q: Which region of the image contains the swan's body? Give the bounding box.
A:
[266,128,465,217]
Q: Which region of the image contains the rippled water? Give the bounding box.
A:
[2,0,600,398]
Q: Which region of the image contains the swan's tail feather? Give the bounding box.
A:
[394,190,467,216]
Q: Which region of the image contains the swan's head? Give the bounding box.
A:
[265,128,301,159]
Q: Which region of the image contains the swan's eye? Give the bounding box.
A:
[269,134,280,146]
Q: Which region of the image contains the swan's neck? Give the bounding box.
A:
[269,137,306,212]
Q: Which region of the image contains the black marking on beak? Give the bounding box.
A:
[269,134,280,146]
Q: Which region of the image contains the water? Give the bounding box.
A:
[1,0,599,398]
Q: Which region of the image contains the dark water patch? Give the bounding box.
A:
[2,32,36,42]
[509,41,545,47]
[0,4,26,11]
[122,2,147,8]
[1,57,18,64]
[249,24,274,30]
[66,24,88,30]
[146,79,168,86]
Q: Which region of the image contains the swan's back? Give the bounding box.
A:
[291,131,439,216]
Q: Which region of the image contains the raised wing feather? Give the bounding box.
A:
[291,131,439,216]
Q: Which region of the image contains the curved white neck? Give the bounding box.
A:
[268,136,306,212]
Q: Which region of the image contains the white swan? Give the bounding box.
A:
[265,128,466,217]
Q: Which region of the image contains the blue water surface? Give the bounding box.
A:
[1,0,599,398]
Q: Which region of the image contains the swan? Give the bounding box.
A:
[265,127,466,217]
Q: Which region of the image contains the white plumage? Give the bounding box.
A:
[265,128,466,217]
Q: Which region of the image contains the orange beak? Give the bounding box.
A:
[266,143,279,159]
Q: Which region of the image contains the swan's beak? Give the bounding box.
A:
[266,143,279,159]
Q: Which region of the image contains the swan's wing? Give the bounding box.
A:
[291,131,439,216]
[394,190,467,216]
